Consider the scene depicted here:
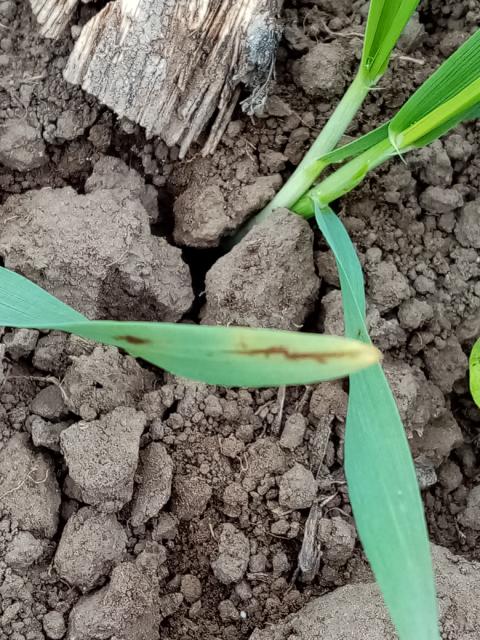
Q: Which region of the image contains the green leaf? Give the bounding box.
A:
[295,30,480,217]
[0,267,380,388]
[0,265,85,326]
[361,0,421,82]
[294,136,395,217]
[234,0,421,237]
[390,28,480,144]
[315,122,390,173]
[469,337,480,408]
[406,102,480,150]
[314,203,440,640]
[397,76,480,148]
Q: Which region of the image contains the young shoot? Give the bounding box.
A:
[246,0,420,228]
[293,28,480,217]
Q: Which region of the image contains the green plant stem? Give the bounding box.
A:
[292,137,395,218]
[236,72,371,239]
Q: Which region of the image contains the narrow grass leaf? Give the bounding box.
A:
[295,32,480,217]
[469,338,480,408]
[397,76,480,148]
[361,0,421,82]
[407,102,480,149]
[390,29,480,139]
[0,267,379,387]
[294,137,395,217]
[313,122,390,172]
[314,203,440,640]
[0,265,85,326]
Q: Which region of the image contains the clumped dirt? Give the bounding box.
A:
[0,0,480,639]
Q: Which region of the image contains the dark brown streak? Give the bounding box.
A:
[231,346,360,364]
[115,335,151,345]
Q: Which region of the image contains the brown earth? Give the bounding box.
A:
[0,0,480,639]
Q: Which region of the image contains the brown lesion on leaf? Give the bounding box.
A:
[231,346,360,364]
[114,335,151,345]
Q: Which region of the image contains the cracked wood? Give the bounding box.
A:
[30,0,284,157]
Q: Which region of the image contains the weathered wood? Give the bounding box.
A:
[30,0,284,157]
[297,502,323,583]
[30,0,79,39]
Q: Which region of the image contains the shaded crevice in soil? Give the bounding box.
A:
[181,246,227,321]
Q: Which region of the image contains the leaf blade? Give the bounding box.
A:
[314,203,440,640]
[361,0,421,81]
[390,29,480,137]
[319,123,390,170]
[65,320,380,387]
[0,266,86,326]
[0,267,380,388]
[469,338,480,408]
[397,76,480,148]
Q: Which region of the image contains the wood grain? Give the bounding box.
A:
[30,0,284,156]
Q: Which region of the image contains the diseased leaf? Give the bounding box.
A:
[314,203,440,640]
[0,267,379,388]
[65,321,380,387]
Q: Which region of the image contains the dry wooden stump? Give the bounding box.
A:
[30,0,284,156]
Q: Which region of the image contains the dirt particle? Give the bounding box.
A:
[0,119,47,171]
[30,417,70,453]
[180,574,202,604]
[438,460,463,493]
[54,507,127,592]
[367,261,411,312]
[419,186,464,215]
[130,443,173,527]
[201,209,319,330]
[397,299,434,331]
[31,385,67,420]
[292,42,349,99]
[60,407,146,512]
[43,611,66,640]
[423,336,468,394]
[5,531,46,570]
[459,486,480,531]
[455,199,480,249]
[3,329,39,361]
[172,474,212,521]
[62,345,154,419]
[280,413,307,450]
[0,186,193,321]
[211,523,250,585]
[0,433,60,538]
[278,463,317,510]
[67,562,160,640]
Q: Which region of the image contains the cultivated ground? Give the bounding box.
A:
[0,0,480,639]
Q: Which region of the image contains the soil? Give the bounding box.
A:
[0,1,480,639]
